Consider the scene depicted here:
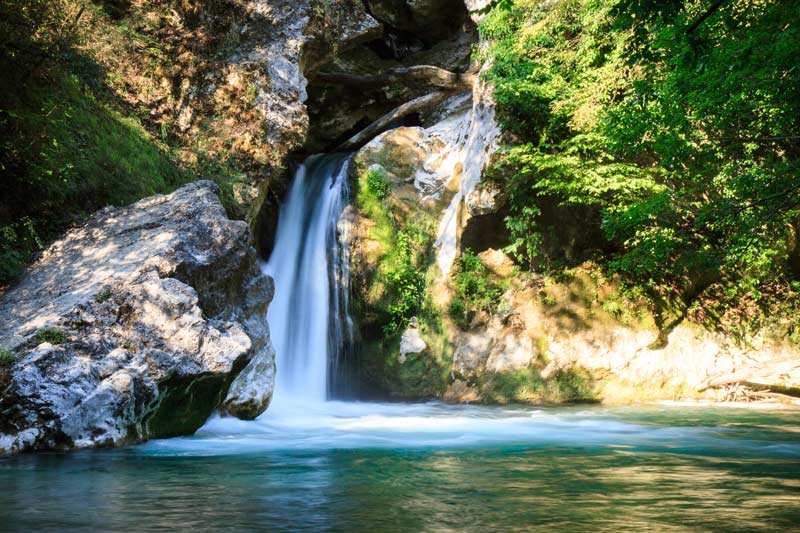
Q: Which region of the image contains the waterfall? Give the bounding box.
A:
[433,70,500,278]
[261,153,353,409]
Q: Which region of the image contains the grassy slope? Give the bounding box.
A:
[0,0,252,286]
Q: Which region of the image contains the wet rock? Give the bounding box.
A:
[444,379,479,403]
[0,182,275,454]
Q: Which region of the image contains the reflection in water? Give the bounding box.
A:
[1,404,799,531]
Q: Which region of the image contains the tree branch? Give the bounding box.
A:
[685,0,727,35]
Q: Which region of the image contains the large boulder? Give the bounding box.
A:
[0,181,275,454]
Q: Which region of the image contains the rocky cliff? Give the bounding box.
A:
[0,182,275,454]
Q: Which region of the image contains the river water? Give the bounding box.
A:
[2,157,798,531]
[1,402,799,531]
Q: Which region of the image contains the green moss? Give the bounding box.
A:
[480,366,598,404]
[351,160,456,398]
[35,328,68,345]
[0,348,14,367]
[143,372,231,439]
[353,164,434,334]
[94,289,113,303]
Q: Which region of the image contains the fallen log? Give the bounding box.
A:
[700,359,800,390]
[337,90,457,150]
[315,65,476,91]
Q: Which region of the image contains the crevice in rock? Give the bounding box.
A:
[461,211,510,254]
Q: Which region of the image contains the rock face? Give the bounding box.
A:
[341,73,501,397]
[399,318,428,361]
[168,0,381,228]
[366,0,467,37]
[0,182,275,454]
[446,251,800,404]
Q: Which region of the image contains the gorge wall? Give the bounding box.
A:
[337,9,800,403]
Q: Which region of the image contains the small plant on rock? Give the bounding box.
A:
[0,348,14,366]
[365,167,391,201]
[94,289,113,303]
[35,327,68,345]
[449,250,505,329]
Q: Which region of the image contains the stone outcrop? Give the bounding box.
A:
[166,0,381,228]
[0,182,275,454]
[446,249,800,404]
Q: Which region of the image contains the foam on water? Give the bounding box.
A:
[139,400,800,458]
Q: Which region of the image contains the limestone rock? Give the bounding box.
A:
[195,0,381,224]
[447,273,800,404]
[0,181,275,454]
[463,0,493,23]
[400,318,428,360]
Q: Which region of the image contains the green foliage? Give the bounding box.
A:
[0,348,14,367]
[449,250,505,329]
[35,328,68,345]
[354,165,430,335]
[0,218,42,284]
[94,289,113,303]
[384,231,427,333]
[0,72,186,284]
[365,167,392,201]
[0,0,248,284]
[482,0,800,319]
[481,367,596,404]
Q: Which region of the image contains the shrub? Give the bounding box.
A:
[480,0,800,332]
[384,231,426,333]
[449,250,505,329]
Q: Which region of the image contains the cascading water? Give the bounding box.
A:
[261,153,354,410]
